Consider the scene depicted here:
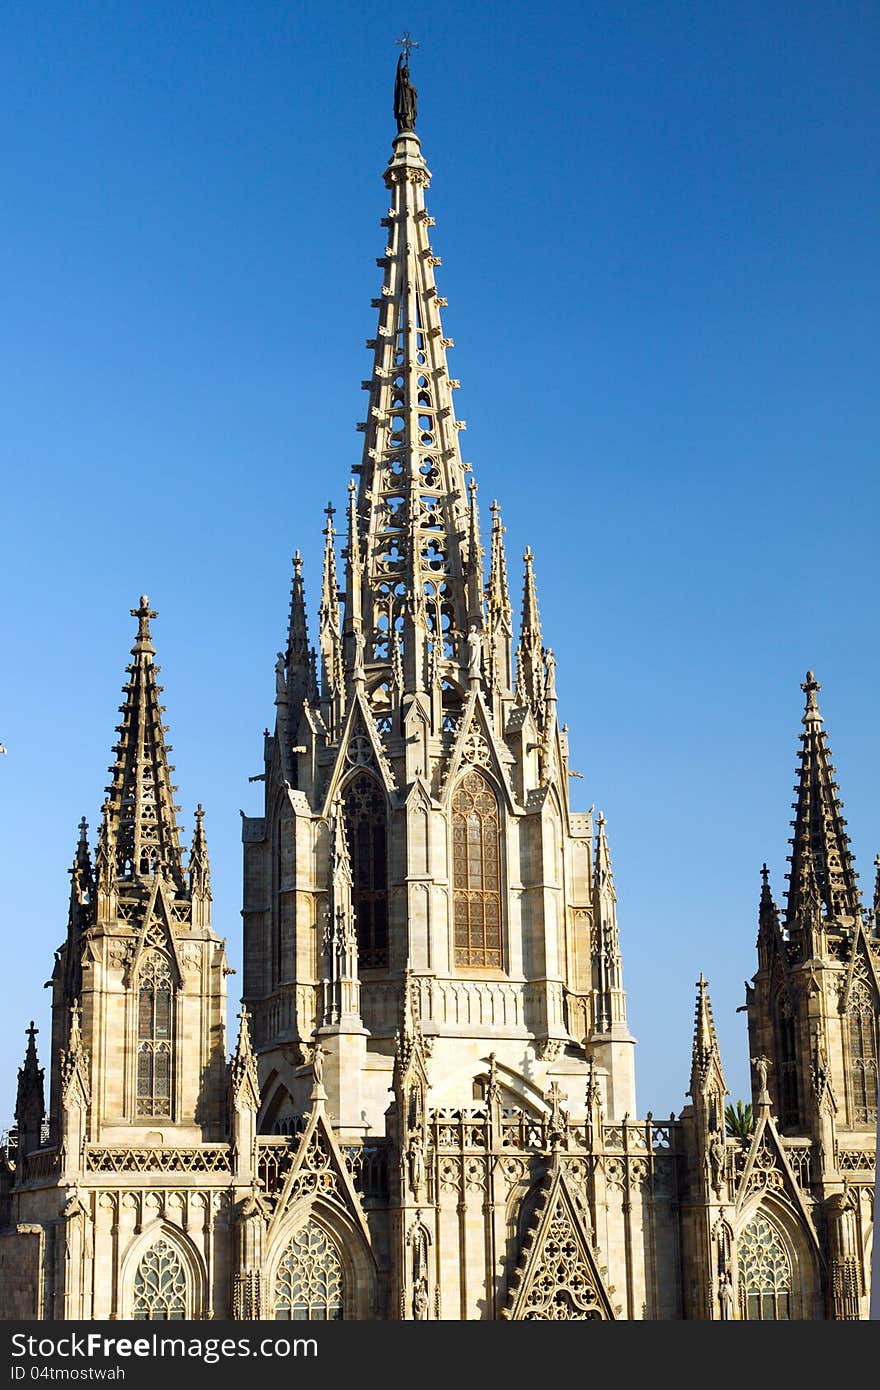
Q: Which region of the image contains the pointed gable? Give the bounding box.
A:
[503,1159,618,1320]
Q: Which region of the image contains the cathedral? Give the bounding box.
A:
[0,57,876,1322]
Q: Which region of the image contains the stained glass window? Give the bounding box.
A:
[737,1214,792,1320]
[132,1239,187,1320]
[343,774,388,970]
[847,979,878,1125]
[274,1224,343,1320]
[452,770,502,968]
[136,953,173,1117]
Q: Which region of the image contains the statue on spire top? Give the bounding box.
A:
[394,49,418,132]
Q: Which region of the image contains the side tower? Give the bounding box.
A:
[746,672,877,1318]
[0,600,233,1319]
[241,59,638,1141]
[47,598,230,1149]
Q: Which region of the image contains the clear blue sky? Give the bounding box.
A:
[1,1,878,1125]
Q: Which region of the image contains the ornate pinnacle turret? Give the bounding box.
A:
[689,973,725,1092]
[485,499,513,691]
[285,551,311,699]
[102,597,185,890]
[63,816,94,1000]
[786,671,861,936]
[67,816,94,938]
[592,813,626,1034]
[319,503,344,710]
[188,803,211,901]
[464,477,485,631]
[515,547,545,724]
[15,1022,45,1153]
[230,1004,260,1108]
[873,853,880,930]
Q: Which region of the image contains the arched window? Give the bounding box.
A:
[847,978,878,1125]
[774,993,800,1128]
[274,1224,344,1320]
[737,1214,792,1321]
[342,774,388,970]
[452,770,502,968]
[132,1238,187,1320]
[136,953,173,1117]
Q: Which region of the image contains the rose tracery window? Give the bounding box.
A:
[342,774,388,971]
[737,1214,792,1321]
[274,1224,343,1321]
[452,770,502,969]
[132,1238,187,1320]
[136,953,173,1117]
[847,978,878,1126]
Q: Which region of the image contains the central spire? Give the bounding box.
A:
[341,57,478,706]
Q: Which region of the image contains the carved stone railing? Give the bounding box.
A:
[837,1146,876,1174]
[255,1133,390,1203]
[24,1148,61,1182]
[84,1145,231,1175]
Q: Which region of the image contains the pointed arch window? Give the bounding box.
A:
[342,774,388,971]
[274,1223,343,1320]
[452,770,502,968]
[847,978,878,1126]
[773,991,800,1128]
[132,1238,187,1319]
[737,1214,792,1320]
[136,953,174,1117]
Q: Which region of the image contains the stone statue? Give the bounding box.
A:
[311,1042,325,1086]
[408,1131,425,1198]
[720,1271,734,1320]
[751,1054,771,1103]
[275,652,286,697]
[467,624,482,680]
[413,1278,429,1319]
[708,1129,725,1195]
[544,647,557,700]
[394,55,418,132]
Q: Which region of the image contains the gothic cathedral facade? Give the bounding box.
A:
[1,68,876,1321]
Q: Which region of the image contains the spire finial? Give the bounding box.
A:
[801,669,822,725]
[131,595,157,653]
[393,38,419,132]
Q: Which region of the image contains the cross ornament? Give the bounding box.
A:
[395,32,419,63]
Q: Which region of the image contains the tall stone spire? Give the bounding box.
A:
[345,59,475,703]
[62,817,94,1001]
[100,597,184,890]
[515,547,545,723]
[786,671,861,936]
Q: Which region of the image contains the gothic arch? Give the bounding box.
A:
[734,1194,821,1320]
[340,769,389,971]
[265,1199,377,1320]
[260,1075,299,1136]
[119,1223,207,1321]
[450,768,504,971]
[130,948,177,1121]
[844,974,878,1126]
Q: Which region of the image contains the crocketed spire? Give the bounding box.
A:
[100,597,184,889]
[786,671,861,934]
